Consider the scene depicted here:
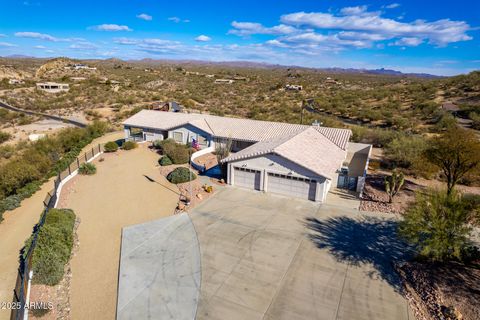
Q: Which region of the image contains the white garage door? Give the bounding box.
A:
[267,173,317,201]
[233,167,261,190]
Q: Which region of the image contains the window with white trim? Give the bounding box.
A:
[173,131,183,143]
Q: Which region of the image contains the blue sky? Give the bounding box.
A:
[0,0,479,75]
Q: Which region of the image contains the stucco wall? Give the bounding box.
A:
[168,124,213,148]
[227,153,330,202]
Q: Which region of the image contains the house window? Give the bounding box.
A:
[198,135,208,146]
[173,131,183,143]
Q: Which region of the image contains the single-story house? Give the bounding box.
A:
[36,82,69,93]
[123,110,371,202]
[214,79,234,84]
[285,84,303,91]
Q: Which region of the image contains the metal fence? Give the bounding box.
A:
[10,144,103,320]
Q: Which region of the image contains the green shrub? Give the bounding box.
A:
[167,167,196,184]
[78,163,96,175]
[104,141,119,152]
[399,190,476,262]
[0,131,11,144]
[26,209,76,285]
[122,141,138,150]
[168,146,190,164]
[384,135,427,168]
[159,155,173,166]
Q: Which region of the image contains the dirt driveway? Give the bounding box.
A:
[191,188,413,320]
[58,144,179,319]
[0,131,123,320]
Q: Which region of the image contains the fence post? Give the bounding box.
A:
[92,148,94,158]
[85,153,88,162]
[77,157,80,168]
[68,163,71,176]
[98,144,101,153]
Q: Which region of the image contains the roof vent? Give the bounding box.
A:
[311,120,322,127]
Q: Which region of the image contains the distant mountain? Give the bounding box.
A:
[126,58,441,78]
[0,55,442,78]
[3,54,37,59]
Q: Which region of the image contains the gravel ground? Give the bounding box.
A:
[58,143,179,320]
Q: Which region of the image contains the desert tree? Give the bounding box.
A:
[425,127,480,196]
[384,170,405,203]
[399,189,475,262]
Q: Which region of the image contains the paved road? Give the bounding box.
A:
[0,100,87,127]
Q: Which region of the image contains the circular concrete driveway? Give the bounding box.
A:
[117,187,413,320]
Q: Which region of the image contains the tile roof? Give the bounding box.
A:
[221,127,347,179]
[123,110,352,150]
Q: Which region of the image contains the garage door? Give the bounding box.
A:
[267,173,317,201]
[233,167,261,190]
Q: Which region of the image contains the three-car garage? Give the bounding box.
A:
[227,154,331,202]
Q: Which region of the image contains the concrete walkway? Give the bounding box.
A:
[117,214,201,320]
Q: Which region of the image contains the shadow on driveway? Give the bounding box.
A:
[305,215,412,293]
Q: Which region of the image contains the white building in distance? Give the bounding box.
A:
[36,82,70,93]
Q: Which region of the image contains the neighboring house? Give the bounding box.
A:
[123,110,371,202]
[36,82,69,93]
[8,79,24,85]
[286,84,303,91]
[215,79,234,84]
[151,101,184,113]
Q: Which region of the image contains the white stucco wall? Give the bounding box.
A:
[168,124,213,148]
[227,153,330,202]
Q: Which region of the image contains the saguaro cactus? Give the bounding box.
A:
[385,170,405,203]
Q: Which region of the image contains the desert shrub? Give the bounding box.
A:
[399,190,477,262]
[351,126,399,147]
[122,141,138,150]
[159,155,173,166]
[167,167,196,184]
[156,138,176,153]
[25,209,76,285]
[384,135,427,169]
[104,141,119,152]
[78,163,96,175]
[167,146,190,164]
[0,131,11,144]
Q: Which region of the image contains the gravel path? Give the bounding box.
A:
[59,144,179,320]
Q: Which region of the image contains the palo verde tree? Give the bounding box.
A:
[425,127,480,196]
[384,170,405,203]
[399,189,475,262]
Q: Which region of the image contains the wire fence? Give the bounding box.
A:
[10,144,104,320]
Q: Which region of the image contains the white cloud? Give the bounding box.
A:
[340,6,368,16]
[385,3,401,9]
[69,41,98,50]
[0,34,6,38]
[195,35,211,42]
[228,21,298,36]
[15,31,59,41]
[280,9,472,46]
[391,37,423,46]
[168,17,181,23]
[137,13,152,21]
[89,24,132,32]
[0,42,17,47]
[113,37,139,45]
[34,45,46,49]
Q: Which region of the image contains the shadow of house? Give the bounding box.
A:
[305,216,413,293]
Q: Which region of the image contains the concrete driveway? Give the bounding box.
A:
[191,187,413,320]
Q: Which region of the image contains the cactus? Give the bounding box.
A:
[385,170,405,203]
